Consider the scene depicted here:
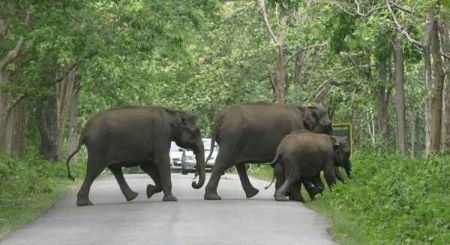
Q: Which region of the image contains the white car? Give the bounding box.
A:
[204,138,219,168]
[181,138,219,174]
[169,142,185,170]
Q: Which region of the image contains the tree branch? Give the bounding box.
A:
[4,50,97,117]
[0,5,33,69]
[0,37,24,69]
[258,0,278,44]
[310,64,373,101]
[50,50,97,86]
[386,0,423,49]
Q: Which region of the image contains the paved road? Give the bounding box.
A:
[1,174,335,245]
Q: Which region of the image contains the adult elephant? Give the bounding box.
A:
[204,102,332,200]
[66,106,205,206]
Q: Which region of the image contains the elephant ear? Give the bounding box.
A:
[174,111,193,130]
[330,136,340,148]
[301,106,316,130]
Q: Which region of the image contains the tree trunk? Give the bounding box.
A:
[376,55,391,140]
[409,109,416,157]
[0,23,25,153]
[429,13,445,152]
[293,48,305,86]
[37,94,60,161]
[56,69,77,157]
[276,16,287,104]
[67,83,79,163]
[424,10,434,154]
[393,34,407,154]
[439,23,450,151]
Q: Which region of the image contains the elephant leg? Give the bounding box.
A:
[274,163,284,197]
[154,154,177,201]
[303,175,324,200]
[140,163,163,199]
[77,156,105,206]
[275,162,300,201]
[109,166,138,202]
[324,162,337,190]
[275,174,299,201]
[204,143,237,200]
[288,180,304,202]
[236,163,259,198]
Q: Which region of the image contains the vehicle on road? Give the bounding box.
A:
[182,138,218,174]
[170,142,185,171]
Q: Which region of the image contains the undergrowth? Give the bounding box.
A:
[0,153,84,239]
[251,152,450,244]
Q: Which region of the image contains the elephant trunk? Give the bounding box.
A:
[191,140,205,189]
[345,161,352,179]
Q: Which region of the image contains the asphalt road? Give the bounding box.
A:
[1,173,335,245]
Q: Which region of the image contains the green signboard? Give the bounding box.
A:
[332,123,353,154]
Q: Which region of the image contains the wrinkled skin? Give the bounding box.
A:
[204,103,332,200]
[272,130,352,202]
[66,106,205,206]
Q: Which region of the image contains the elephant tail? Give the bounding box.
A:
[264,154,280,190]
[66,133,86,181]
[205,132,216,165]
[264,175,276,190]
[268,153,280,167]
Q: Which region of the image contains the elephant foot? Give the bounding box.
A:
[306,185,324,200]
[125,191,139,202]
[146,184,163,199]
[275,194,289,201]
[204,189,222,200]
[162,194,178,202]
[245,187,259,198]
[76,198,93,207]
[289,195,305,202]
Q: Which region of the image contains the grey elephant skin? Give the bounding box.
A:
[66,106,205,206]
[204,102,332,200]
[272,130,352,202]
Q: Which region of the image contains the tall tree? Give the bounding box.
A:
[393,34,407,154]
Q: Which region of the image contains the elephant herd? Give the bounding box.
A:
[66,103,352,206]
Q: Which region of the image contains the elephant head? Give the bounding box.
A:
[331,136,352,178]
[171,111,205,189]
[303,106,333,135]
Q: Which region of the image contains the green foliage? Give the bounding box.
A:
[309,152,450,244]
[0,152,84,238]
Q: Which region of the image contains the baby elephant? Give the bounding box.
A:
[272,129,351,202]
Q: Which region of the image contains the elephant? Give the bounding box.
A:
[66,106,205,206]
[271,129,352,202]
[204,102,333,200]
[300,165,351,200]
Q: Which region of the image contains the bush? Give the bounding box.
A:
[0,152,85,238]
[311,152,450,244]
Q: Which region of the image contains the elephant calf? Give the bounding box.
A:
[271,129,351,202]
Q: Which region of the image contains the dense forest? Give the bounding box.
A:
[1,0,449,158]
[1,0,450,243]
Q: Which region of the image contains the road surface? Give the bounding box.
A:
[1,174,335,245]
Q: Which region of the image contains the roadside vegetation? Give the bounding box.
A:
[0,153,84,239]
[1,0,450,242]
[252,152,450,244]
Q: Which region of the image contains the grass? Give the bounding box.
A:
[0,153,84,240]
[250,151,450,244]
